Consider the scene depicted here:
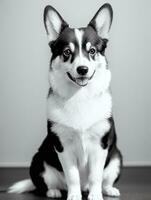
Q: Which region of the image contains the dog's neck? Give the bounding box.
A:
[47,89,112,131]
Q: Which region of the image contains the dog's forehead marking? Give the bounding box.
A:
[86,42,91,51]
[69,42,75,52]
[74,29,84,55]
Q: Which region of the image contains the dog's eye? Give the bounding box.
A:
[89,47,96,56]
[63,48,72,57]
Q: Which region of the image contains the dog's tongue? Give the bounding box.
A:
[76,78,89,86]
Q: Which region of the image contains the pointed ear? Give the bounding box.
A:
[44,6,69,42]
[88,3,113,39]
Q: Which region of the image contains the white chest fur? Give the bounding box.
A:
[52,120,110,167]
[47,90,112,131]
[47,89,112,177]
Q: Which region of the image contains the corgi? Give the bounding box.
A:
[8,3,122,200]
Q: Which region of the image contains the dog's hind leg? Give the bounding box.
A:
[41,162,66,198]
[102,156,121,197]
[30,150,66,198]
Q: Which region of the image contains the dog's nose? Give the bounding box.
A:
[77,66,88,76]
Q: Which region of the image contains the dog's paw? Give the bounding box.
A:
[88,193,103,200]
[46,189,62,198]
[103,186,120,197]
[67,193,82,200]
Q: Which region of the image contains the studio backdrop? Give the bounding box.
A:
[0,0,151,167]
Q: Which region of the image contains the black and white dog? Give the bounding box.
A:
[9,3,122,200]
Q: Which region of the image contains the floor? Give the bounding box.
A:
[0,167,151,200]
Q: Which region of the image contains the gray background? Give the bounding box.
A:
[0,0,151,167]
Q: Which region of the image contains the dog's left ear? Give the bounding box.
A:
[88,3,113,39]
[44,6,69,42]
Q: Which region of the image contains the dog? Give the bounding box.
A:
[8,3,122,200]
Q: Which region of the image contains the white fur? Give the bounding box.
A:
[49,31,111,98]
[41,132,110,200]
[52,120,110,166]
[69,42,75,52]
[8,179,35,193]
[74,29,83,53]
[58,149,82,200]
[103,157,120,186]
[47,189,62,198]
[86,42,91,52]
[103,186,120,197]
[95,7,112,39]
[47,50,112,130]
[56,138,107,200]
[103,157,121,197]
[47,26,113,200]
[47,90,112,131]
[50,110,111,200]
[87,145,108,200]
[42,162,66,191]
[74,29,95,80]
[45,9,62,42]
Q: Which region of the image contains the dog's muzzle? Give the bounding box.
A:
[67,71,95,87]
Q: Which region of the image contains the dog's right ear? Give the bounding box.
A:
[44,6,69,42]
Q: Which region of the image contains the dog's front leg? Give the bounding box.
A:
[88,146,107,200]
[58,149,81,200]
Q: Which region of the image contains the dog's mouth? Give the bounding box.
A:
[67,71,95,87]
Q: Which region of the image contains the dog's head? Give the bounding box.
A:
[44,4,113,97]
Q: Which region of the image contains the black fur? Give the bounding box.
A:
[30,152,48,195]
[47,87,53,97]
[30,117,122,194]
[101,117,123,181]
[49,26,108,65]
[101,117,116,150]
[49,27,78,63]
[30,120,63,194]
[82,26,108,57]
